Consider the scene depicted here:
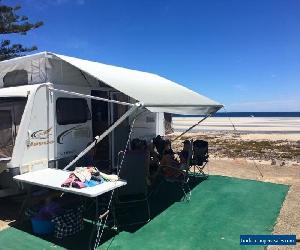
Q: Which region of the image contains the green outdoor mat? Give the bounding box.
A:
[0,175,289,250]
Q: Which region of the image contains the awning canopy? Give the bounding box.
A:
[52,53,222,115]
[0,52,223,115]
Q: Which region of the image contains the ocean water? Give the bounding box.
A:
[174,112,300,118]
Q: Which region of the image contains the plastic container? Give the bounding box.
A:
[31,217,55,235]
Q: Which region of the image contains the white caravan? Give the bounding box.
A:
[0,52,222,197]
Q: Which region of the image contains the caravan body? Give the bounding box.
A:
[0,53,168,196]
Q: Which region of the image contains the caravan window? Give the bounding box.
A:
[56,98,91,125]
[3,70,28,87]
[0,97,27,158]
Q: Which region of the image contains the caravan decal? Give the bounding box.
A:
[29,140,54,147]
[29,128,54,147]
[57,125,88,144]
[31,128,52,139]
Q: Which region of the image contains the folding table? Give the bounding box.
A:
[13,168,127,249]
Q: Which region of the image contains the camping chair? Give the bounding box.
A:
[190,140,209,178]
[159,141,193,201]
[116,150,151,226]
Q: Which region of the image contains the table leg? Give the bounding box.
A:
[88,192,119,249]
[17,185,32,225]
[111,192,118,231]
[88,196,99,250]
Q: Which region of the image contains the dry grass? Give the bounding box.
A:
[168,132,300,163]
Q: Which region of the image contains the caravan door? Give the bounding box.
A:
[91,90,110,169]
[0,98,27,160]
[0,97,26,192]
[110,92,130,169]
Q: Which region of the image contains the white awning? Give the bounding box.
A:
[52,53,222,115]
[0,52,223,115]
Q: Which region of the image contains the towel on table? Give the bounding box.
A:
[61,166,115,188]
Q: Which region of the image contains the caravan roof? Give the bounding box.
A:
[0,52,222,115]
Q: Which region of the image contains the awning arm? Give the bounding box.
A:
[0,157,11,162]
[63,103,141,170]
[145,104,223,108]
[50,88,134,107]
[171,114,211,142]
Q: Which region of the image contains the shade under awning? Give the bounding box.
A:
[52,53,223,115]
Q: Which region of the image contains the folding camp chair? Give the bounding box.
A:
[116,150,151,225]
[190,140,209,178]
[159,141,193,201]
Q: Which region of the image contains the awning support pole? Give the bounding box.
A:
[63,103,141,170]
[50,88,134,107]
[171,114,211,142]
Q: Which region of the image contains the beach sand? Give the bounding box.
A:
[172,116,300,164]
[173,117,300,134]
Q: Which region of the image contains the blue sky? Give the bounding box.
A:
[4,0,300,111]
